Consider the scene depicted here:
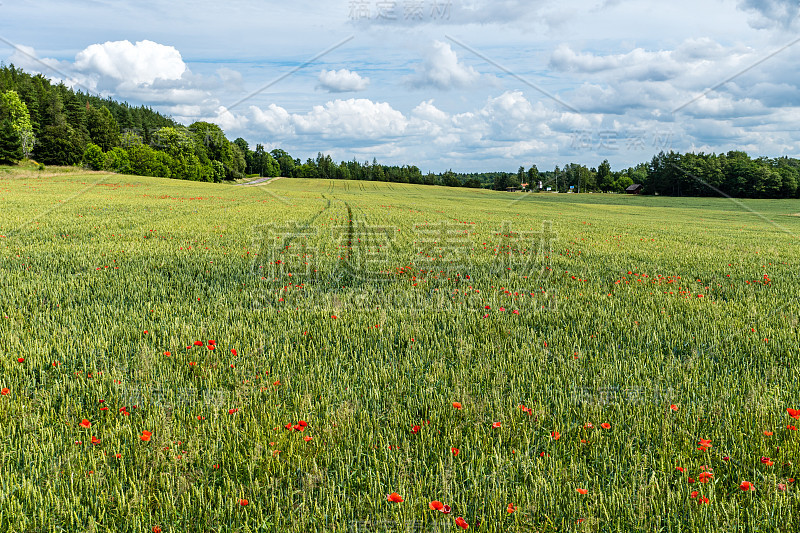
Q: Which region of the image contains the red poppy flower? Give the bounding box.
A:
[699,472,713,483]
[429,500,444,511]
[386,492,403,503]
[687,477,695,484]
[442,504,451,514]
[507,503,516,513]
[91,436,101,445]
[452,402,462,410]
[140,431,152,442]
[576,488,588,494]
[601,423,611,429]
[690,491,698,499]
[492,422,501,429]
[455,517,469,529]
[228,408,238,414]
[17,357,24,363]
[208,340,216,346]
[273,380,281,386]
[303,436,313,442]
[788,425,798,431]
[152,527,161,533]
[451,447,460,456]
[231,349,238,356]
[740,481,754,491]
[238,499,248,506]
[1,388,9,395]
[698,496,709,504]
[193,341,204,346]
[788,408,800,420]
[763,431,773,436]
[80,419,91,428]
[551,431,560,440]
[412,425,421,433]
[670,404,679,411]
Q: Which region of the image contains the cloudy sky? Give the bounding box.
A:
[1,0,799,172]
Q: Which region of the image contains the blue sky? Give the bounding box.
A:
[1,0,799,172]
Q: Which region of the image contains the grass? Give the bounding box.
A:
[1,168,799,532]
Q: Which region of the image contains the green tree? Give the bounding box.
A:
[82,143,105,170]
[0,90,35,157]
[104,147,130,173]
[0,118,23,164]
[87,106,120,151]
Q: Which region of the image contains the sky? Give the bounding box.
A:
[1,0,799,172]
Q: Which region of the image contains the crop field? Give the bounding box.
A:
[1,167,800,532]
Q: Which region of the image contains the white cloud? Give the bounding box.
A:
[293,99,408,139]
[405,41,484,90]
[74,40,186,85]
[317,69,370,92]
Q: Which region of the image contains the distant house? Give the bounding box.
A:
[506,186,521,192]
[626,184,643,195]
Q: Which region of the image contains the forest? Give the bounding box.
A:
[2,65,798,198]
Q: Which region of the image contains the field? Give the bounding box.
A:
[1,167,800,532]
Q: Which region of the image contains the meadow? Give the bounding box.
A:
[1,166,799,532]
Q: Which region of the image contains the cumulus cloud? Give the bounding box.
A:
[405,41,485,90]
[317,69,370,92]
[74,40,186,85]
[549,45,680,81]
[737,0,800,28]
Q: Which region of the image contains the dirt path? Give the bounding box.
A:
[236,176,283,186]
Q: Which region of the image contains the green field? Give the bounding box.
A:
[1,167,800,532]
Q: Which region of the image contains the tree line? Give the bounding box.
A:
[2,65,798,198]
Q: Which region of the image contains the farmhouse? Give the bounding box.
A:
[626,184,643,195]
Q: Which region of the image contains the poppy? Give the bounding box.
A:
[80,419,91,429]
[551,431,560,440]
[763,431,773,436]
[670,404,679,411]
[492,422,501,429]
[601,423,611,429]
[788,408,800,420]
[740,481,754,491]
[687,477,695,484]
[675,467,685,472]
[429,501,444,511]
[17,357,24,363]
[451,447,460,456]
[576,488,588,495]
[208,340,216,346]
[141,430,152,442]
[386,492,403,503]
[507,503,516,513]
[303,436,313,442]
[698,496,709,504]
[208,345,215,351]
[452,402,462,410]
[455,517,469,529]
[193,341,204,346]
[412,425,421,433]
[699,472,713,483]
[228,409,239,414]
[164,351,171,356]
[152,528,162,533]
[1,388,9,395]
[273,380,281,386]
[788,425,798,431]
[91,436,101,445]
[778,483,787,491]
[231,349,238,356]
[442,505,451,514]
[238,499,248,506]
